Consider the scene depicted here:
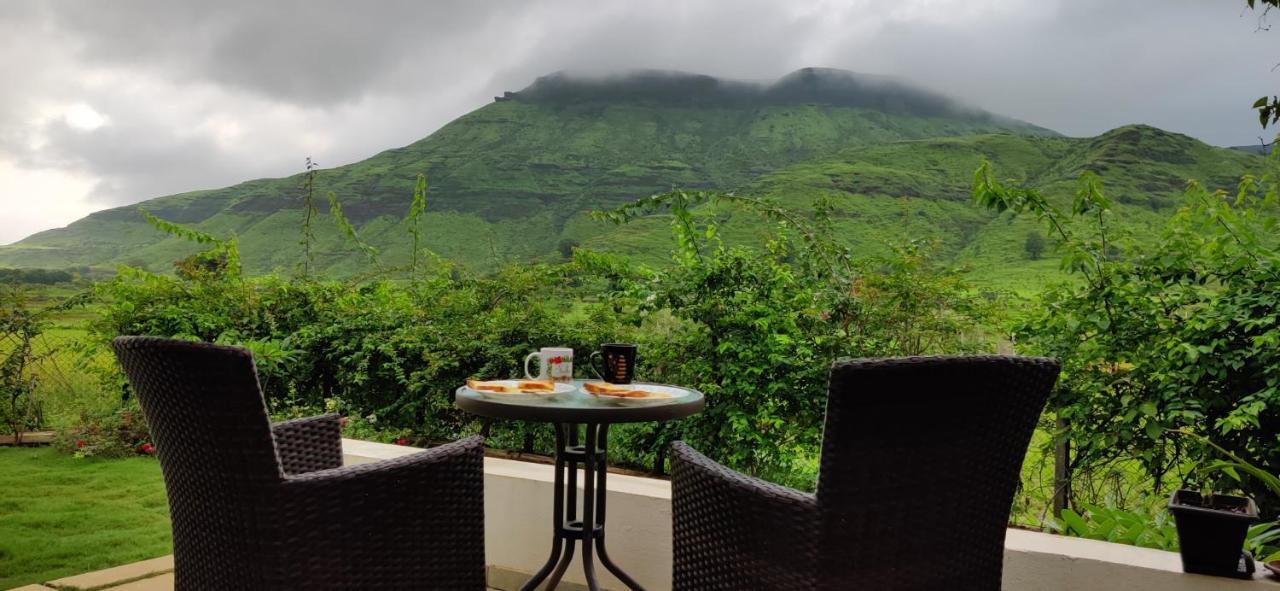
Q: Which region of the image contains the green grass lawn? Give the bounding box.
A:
[0,447,171,589]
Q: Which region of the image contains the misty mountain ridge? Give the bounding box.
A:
[0,69,1259,289]
[504,68,1051,132]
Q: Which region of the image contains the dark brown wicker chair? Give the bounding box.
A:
[671,355,1060,591]
[112,336,486,591]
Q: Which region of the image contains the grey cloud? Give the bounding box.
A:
[43,0,536,106]
[25,106,285,208]
[2,0,1280,242]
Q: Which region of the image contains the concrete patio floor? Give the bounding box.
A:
[9,556,175,591]
[4,555,551,591]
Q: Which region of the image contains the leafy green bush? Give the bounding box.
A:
[975,157,1280,514]
[0,287,46,438]
[83,188,997,488]
[1051,501,1179,551]
[57,402,153,458]
[592,190,999,484]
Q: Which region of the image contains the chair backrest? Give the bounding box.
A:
[814,356,1058,590]
[112,336,284,576]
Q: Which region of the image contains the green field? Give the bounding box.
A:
[0,447,170,589]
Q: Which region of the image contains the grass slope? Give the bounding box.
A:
[587,125,1263,291]
[0,448,169,589]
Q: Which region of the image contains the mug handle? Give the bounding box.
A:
[524,352,543,380]
[589,351,605,380]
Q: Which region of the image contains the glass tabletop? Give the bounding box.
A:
[454,379,705,424]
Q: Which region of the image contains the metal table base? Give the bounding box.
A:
[520,423,645,591]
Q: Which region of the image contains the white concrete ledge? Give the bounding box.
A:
[342,438,1279,591]
[1004,528,1276,589]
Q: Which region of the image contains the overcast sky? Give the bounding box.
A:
[1,0,1277,245]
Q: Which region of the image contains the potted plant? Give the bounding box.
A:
[1168,432,1280,578]
[1167,488,1258,578]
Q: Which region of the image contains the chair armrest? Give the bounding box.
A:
[271,413,343,475]
[671,441,819,591]
[279,436,486,589]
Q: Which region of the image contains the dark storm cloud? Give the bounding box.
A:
[43,0,510,106]
[1,0,1279,243]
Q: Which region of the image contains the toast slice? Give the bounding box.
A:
[466,379,519,393]
[516,380,556,392]
[583,382,651,398]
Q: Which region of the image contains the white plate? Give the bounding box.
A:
[465,380,576,400]
[584,383,689,406]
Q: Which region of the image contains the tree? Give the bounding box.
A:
[557,238,580,260]
[1247,1,1280,127]
[975,158,1280,515]
[1024,231,1046,260]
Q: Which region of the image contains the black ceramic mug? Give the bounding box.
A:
[590,343,636,384]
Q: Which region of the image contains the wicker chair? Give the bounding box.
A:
[671,355,1060,591]
[112,336,486,591]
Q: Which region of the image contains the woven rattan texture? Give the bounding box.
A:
[113,336,487,590]
[272,414,344,475]
[671,355,1059,591]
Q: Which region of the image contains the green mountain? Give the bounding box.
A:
[0,69,1052,274]
[0,69,1260,290]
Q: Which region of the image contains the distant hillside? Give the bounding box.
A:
[1230,142,1272,156]
[0,69,1052,275]
[589,124,1261,291]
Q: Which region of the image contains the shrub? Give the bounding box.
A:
[84,190,998,488]
[974,159,1280,514]
[58,402,153,459]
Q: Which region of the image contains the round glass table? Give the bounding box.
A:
[455,380,704,591]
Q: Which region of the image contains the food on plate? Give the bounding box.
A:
[466,379,518,393]
[583,382,667,398]
[516,380,556,392]
[466,379,558,394]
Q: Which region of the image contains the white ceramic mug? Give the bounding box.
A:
[524,347,574,382]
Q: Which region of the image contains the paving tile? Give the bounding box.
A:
[47,556,173,591]
[7,585,58,591]
[98,573,173,591]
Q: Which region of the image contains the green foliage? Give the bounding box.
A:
[299,157,320,277]
[0,268,75,285]
[0,287,46,437]
[595,189,998,482]
[1051,501,1179,551]
[1024,231,1046,260]
[85,187,996,487]
[976,154,1280,514]
[0,286,91,438]
[1246,1,1280,127]
[1192,432,1280,561]
[140,209,221,245]
[1050,499,1280,560]
[557,238,579,260]
[328,192,382,269]
[57,402,152,459]
[406,174,429,272]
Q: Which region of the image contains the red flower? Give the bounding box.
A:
[338,417,349,428]
[394,437,409,446]
[549,356,563,364]
[139,442,155,454]
[76,439,86,449]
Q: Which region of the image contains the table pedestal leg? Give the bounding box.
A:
[520,423,647,591]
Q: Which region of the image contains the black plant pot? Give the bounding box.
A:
[1168,489,1258,579]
